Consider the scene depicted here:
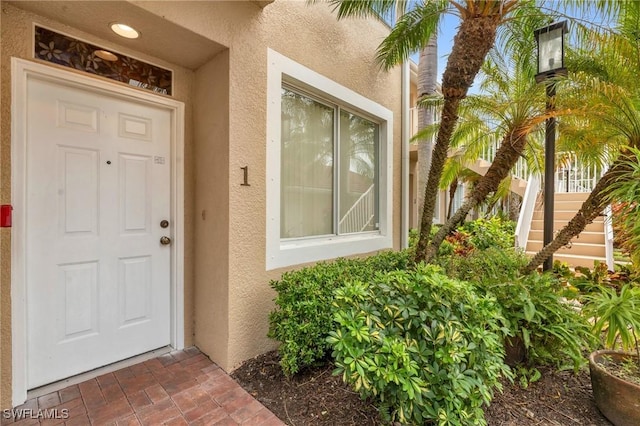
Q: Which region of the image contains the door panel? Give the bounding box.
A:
[58,261,99,340]
[120,154,152,234]
[118,256,152,326]
[26,77,172,388]
[58,147,99,236]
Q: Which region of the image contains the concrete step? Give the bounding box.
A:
[543,199,593,211]
[531,210,604,221]
[529,219,604,233]
[510,176,527,197]
[528,230,605,244]
[554,192,591,202]
[526,240,606,257]
[526,252,607,269]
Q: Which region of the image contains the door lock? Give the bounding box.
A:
[160,220,169,228]
[160,236,172,245]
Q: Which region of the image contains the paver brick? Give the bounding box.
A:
[4,348,281,426]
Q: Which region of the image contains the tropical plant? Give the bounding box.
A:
[268,250,412,375]
[420,6,559,263]
[328,264,511,425]
[459,212,515,249]
[603,146,640,267]
[584,284,640,364]
[412,0,520,262]
[440,246,595,371]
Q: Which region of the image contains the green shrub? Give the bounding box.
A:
[427,217,516,261]
[437,246,528,283]
[488,272,594,371]
[268,250,412,376]
[442,247,595,372]
[328,264,511,425]
[458,217,516,250]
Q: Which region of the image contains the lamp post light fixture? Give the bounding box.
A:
[534,21,568,271]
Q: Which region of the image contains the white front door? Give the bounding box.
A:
[26,76,172,389]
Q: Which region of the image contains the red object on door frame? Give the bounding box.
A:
[1,205,13,227]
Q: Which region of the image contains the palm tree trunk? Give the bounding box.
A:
[417,38,438,225]
[414,12,501,262]
[425,129,527,262]
[522,154,633,274]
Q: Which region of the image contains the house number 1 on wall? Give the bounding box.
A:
[240,166,250,186]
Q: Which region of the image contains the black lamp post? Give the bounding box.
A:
[535,21,568,272]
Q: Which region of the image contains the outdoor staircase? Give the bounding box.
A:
[524,192,607,268]
[442,144,609,270]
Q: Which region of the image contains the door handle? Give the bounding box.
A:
[160,236,171,245]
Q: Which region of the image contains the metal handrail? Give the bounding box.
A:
[338,184,375,233]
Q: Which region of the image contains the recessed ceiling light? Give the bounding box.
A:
[110,23,139,39]
[94,49,119,61]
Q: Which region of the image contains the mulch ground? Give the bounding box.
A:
[232,350,612,426]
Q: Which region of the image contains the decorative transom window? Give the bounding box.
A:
[266,49,393,270]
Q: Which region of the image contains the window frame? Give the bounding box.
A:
[266,49,393,270]
[280,84,381,239]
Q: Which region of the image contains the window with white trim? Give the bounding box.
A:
[280,86,380,238]
[266,49,393,270]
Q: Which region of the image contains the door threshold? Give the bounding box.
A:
[27,346,173,399]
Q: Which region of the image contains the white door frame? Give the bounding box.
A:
[10,58,185,406]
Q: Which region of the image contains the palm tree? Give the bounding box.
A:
[416,37,439,225]
[415,8,552,262]
[412,0,519,262]
[329,0,520,262]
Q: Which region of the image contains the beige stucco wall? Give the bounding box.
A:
[0,0,402,407]
[193,50,231,368]
[131,0,402,370]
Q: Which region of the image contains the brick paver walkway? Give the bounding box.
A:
[2,347,284,425]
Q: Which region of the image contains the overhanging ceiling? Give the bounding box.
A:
[8,1,226,70]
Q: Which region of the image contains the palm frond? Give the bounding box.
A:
[324,0,405,19]
[376,1,448,69]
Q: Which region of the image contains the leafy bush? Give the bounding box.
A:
[444,230,475,256]
[605,148,640,267]
[328,264,511,425]
[568,261,635,293]
[458,217,516,250]
[429,217,516,260]
[484,272,594,371]
[268,250,412,375]
[437,246,528,284]
[442,247,595,372]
